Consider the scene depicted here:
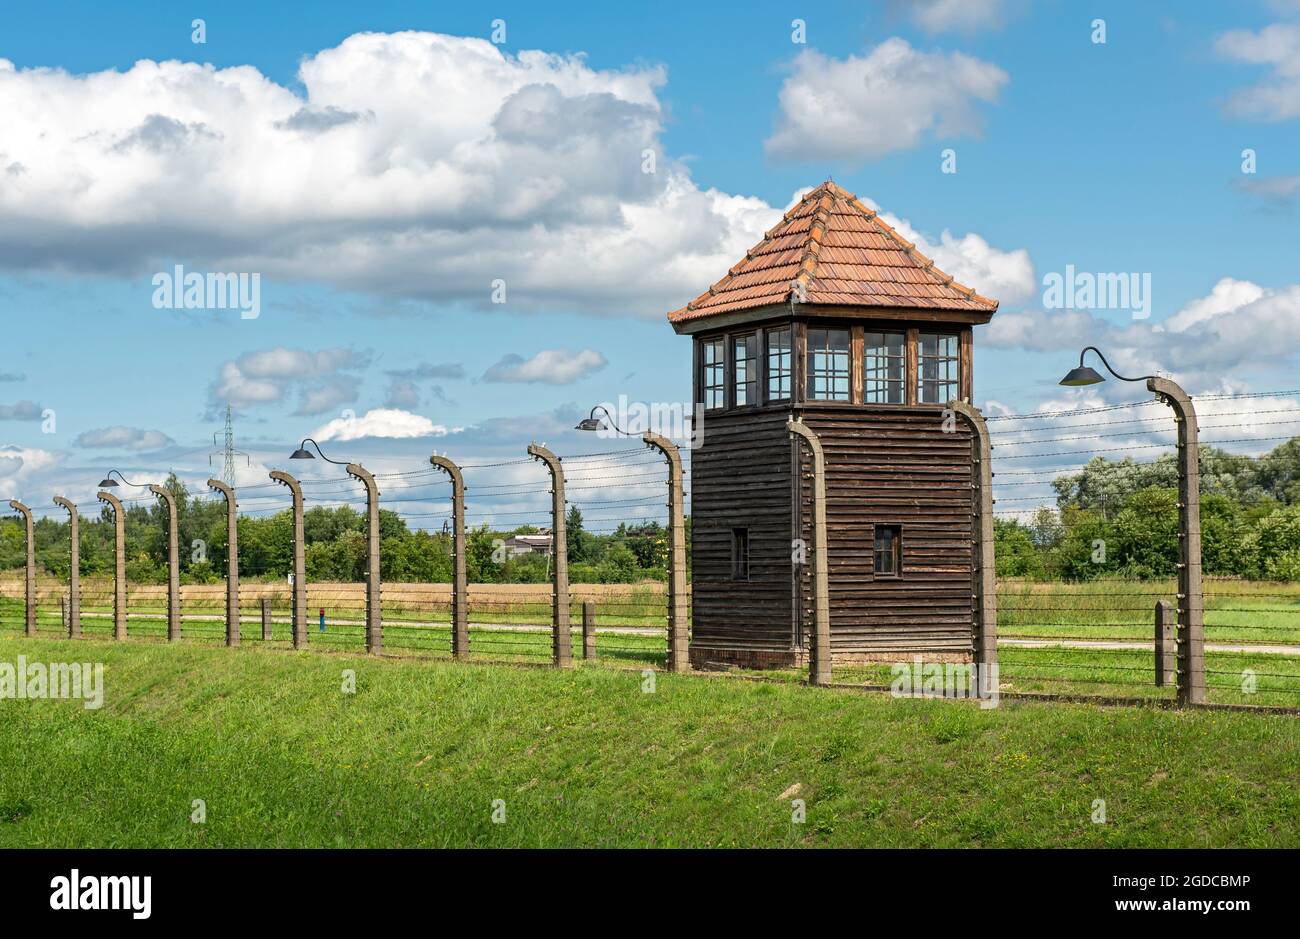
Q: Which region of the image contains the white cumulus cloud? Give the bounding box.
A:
[1215,22,1300,120]
[766,39,1008,162]
[904,0,1014,34]
[74,426,175,451]
[208,346,369,416]
[311,408,452,442]
[483,348,608,385]
[0,32,779,318]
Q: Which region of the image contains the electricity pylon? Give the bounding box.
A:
[209,404,250,485]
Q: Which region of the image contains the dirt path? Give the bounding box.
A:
[999,637,1300,656]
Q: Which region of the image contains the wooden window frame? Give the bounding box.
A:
[873,523,903,578]
[732,333,758,409]
[805,326,853,402]
[731,527,750,581]
[765,326,793,403]
[916,330,961,406]
[701,337,726,411]
[862,328,908,405]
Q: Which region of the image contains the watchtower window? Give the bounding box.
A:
[731,528,750,580]
[874,524,902,577]
[767,327,792,401]
[917,332,959,404]
[733,334,757,406]
[864,331,906,404]
[807,327,850,401]
[703,338,725,410]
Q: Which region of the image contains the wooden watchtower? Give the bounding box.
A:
[668,182,999,669]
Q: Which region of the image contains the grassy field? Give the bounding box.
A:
[1,636,1298,848]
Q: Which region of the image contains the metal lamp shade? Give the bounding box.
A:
[1059,366,1105,386]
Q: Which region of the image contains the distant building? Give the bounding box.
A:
[503,529,553,558]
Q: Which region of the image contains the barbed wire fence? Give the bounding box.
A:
[1,391,1296,713]
[556,445,681,668]
[985,389,1300,710]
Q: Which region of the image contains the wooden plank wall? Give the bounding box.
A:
[689,409,795,655]
[798,406,974,655]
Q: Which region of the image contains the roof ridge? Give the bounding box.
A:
[793,191,835,299]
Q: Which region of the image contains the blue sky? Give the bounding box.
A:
[1,0,1299,520]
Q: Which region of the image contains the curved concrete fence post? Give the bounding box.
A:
[207,479,239,647]
[786,420,831,686]
[8,500,35,637]
[430,455,468,659]
[347,463,382,654]
[148,485,181,641]
[1149,376,1205,706]
[97,490,128,639]
[53,497,81,638]
[643,432,689,673]
[270,471,307,650]
[527,444,571,668]
[949,400,999,700]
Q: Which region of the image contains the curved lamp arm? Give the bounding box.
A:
[294,438,351,466]
[577,405,634,436]
[1077,346,1158,384]
[101,470,151,488]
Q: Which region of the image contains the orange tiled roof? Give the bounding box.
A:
[667,181,998,324]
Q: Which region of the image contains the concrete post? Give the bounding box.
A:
[950,400,999,698]
[785,420,831,686]
[527,444,571,668]
[1149,377,1205,706]
[270,471,308,650]
[430,455,468,659]
[1155,599,1175,687]
[148,485,181,641]
[582,600,596,659]
[643,432,689,673]
[97,490,127,639]
[207,479,239,647]
[261,597,272,641]
[8,500,35,637]
[53,497,81,638]
[346,463,382,655]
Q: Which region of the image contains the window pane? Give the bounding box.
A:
[703,339,725,409]
[806,327,851,401]
[874,525,901,576]
[766,328,791,401]
[917,332,959,404]
[864,330,905,404]
[733,334,757,406]
[732,528,750,580]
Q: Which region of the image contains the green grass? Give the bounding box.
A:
[1,636,1298,848]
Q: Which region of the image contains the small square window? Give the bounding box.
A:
[807,327,851,401]
[731,528,750,580]
[874,525,902,577]
[917,333,959,404]
[864,331,906,404]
